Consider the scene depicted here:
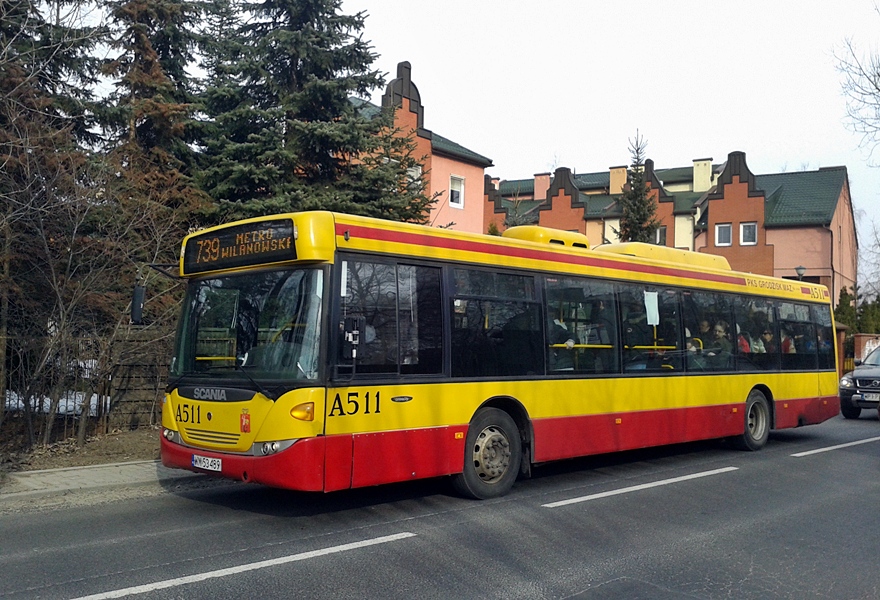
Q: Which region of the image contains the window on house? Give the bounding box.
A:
[654,226,667,246]
[449,176,464,208]
[715,223,732,247]
[740,222,757,246]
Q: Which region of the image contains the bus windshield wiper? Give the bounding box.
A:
[232,361,277,401]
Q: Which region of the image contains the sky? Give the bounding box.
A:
[342,0,880,276]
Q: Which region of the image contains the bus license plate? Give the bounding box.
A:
[192,454,222,472]
[863,393,880,402]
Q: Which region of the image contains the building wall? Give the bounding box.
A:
[831,182,858,300]
[697,174,775,275]
[768,227,827,282]
[674,214,694,250]
[429,154,486,232]
[537,188,586,233]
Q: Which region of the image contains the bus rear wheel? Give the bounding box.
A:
[732,389,770,451]
[452,408,522,499]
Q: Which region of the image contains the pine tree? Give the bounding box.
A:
[198,0,435,222]
[101,0,208,246]
[835,287,858,331]
[616,131,660,243]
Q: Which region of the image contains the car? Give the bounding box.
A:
[839,347,880,419]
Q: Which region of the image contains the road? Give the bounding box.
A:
[1,414,879,600]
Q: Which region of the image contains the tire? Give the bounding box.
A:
[840,399,861,420]
[452,408,522,499]
[732,389,771,451]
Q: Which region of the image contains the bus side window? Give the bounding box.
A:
[451,269,540,378]
[813,305,835,370]
[544,276,617,375]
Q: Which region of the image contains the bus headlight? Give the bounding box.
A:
[261,442,280,455]
[291,402,314,421]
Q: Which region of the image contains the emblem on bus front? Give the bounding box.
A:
[240,409,250,433]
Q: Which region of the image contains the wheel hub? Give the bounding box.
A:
[471,425,511,484]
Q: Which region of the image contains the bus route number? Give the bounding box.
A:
[329,391,380,417]
[176,403,202,424]
[196,237,220,264]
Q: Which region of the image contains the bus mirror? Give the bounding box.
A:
[131,284,146,325]
[342,316,364,360]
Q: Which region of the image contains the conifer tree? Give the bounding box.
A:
[101,0,208,254]
[198,0,435,222]
[616,131,660,243]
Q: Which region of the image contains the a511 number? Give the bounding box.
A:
[329,391,380,417]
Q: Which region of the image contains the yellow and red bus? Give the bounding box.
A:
[160,211,839,498]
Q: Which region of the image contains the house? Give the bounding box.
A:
[380,62,493,232]
[488,151,858,302]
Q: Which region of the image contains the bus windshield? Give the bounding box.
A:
[171,268,323,382]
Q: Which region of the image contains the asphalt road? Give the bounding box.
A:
[1,414,879,600]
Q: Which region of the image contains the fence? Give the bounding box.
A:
[2,331,172,445]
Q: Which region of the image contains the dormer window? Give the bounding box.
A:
[715,223,732,247]
[740,222,757,246]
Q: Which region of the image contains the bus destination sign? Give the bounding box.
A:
[182,219,296,275]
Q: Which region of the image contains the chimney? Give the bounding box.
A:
[609,165,627,194]
[693,157,713,192]
[491,177,500,190]
[534,172,551,200]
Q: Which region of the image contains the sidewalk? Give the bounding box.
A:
[0,461,206,501]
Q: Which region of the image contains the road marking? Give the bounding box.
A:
[71,532,416,600]
[791,436,880,457]
[542,466,739,508]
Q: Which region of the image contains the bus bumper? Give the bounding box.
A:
[160,434,326,491]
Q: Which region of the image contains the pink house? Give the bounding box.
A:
[381,62,493,233]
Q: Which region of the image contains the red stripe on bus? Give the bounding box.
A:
[532,404,743,463]
[801,286,812,295]
[773,395,839,429]
[336,223,746,287]
[349,425,468,488]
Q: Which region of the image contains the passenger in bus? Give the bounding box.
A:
[548,318,576,370]
[746,318,766,353]
[623,304,652,348]
[698,319,712,338]
[781,329,797,354]
[736,324,751,353]
[705,321,732,367]
[761,329,777,353]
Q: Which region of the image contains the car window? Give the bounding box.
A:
[864,349,880,366]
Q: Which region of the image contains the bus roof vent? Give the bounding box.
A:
[502,226,590,249]
[593,242,731,270]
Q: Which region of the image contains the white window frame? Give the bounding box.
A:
[740,222,757,246]
[715,223,732,247]
[654,225,667,246]
[449,175,464,209]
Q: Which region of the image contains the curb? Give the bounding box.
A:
[0,460,206,501]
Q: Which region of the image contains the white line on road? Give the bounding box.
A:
[71,532,416,600]
[791,436,880,457]
[542,466,739,508]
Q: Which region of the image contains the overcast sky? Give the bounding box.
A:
[342,0,880,273]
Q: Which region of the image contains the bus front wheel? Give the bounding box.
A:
[732,389,771,451]
[452,408,522,499]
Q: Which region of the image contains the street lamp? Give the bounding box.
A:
[795,265,806,280]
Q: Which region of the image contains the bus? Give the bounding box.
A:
[160,211,839,498]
